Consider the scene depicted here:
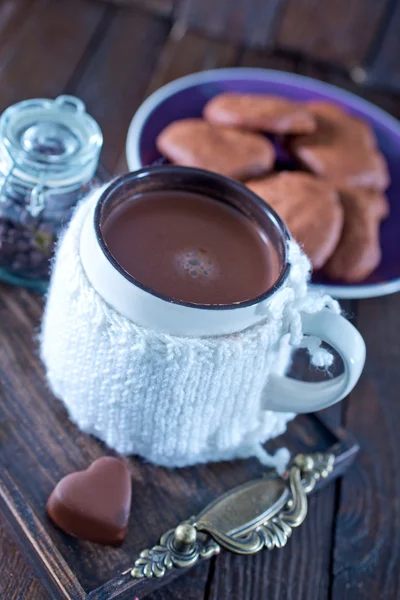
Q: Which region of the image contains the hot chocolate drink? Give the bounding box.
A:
[102,190,280,305]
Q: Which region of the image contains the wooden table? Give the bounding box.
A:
[0,1,399,598]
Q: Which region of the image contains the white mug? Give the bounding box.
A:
[79,167,365,415]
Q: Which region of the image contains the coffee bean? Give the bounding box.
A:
[0,182,96,283]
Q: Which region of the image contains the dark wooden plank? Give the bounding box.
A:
[362,0,400,91]
[276,0,389,68]
[0,470,86,600]
[0,0,106,112]
[207,403,353,600]
[176,0,286,48]
[114,28,239,174]
[208,418,343,600]
[332,293,400,600]
[0,283,47,600]
[296,56,400,121]
[86,560,210,600]
[0,0,40,54]
[208,487,335,600]
[100,0,176,17]
[239,47,399,126]
[360,88,400,122]
[147,562,211,600]
[70,7,170,175]
[292,57,346,82]
[146,28,240,96]
[239,47,298,71]
[0,521,47,600]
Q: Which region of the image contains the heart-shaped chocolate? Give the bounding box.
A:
[46,457,132,545]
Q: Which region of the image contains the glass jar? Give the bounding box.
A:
[0,95,103,292]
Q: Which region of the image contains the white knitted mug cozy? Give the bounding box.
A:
[41,190,344,471]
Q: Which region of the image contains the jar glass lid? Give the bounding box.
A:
[0,95,103,186]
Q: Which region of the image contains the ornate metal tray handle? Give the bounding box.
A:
[131,452,334,580]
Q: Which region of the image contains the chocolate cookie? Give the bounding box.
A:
[203,93,316,134]
[247,172,343,269]
[291,101,390,191]
[324,187,389,282]
[156,118,275,180]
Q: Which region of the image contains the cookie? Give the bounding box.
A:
[324,187,389,282]
[203,92,316,134]
[156,118,275,180]
[247,172,343,269]
[291,101,390,191]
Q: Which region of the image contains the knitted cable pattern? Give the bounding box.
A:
[40,189,339,471]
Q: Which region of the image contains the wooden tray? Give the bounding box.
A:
[0,391,357,600]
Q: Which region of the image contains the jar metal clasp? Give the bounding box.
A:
[28,180,46,217]
[0,157,46,216]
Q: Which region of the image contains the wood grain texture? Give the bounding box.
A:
[239,47,299,72]
[70,6,170,174]
[332,293,400,600]
[99,0,176,17]
[276,0,389,68]
[176,0,286,47]
[146,28,239,95]
[114,28,239,174]
[0,470,86,600]
[0,0,39,54]
[208,488,336,600]
[363,0,400,90]
[0,0,106,112]
[147,562,211,600]
[0,521,47,600]
[296,56,400,122]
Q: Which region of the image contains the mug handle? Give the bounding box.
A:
[264,309,366,413]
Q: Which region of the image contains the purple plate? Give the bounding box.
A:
[126,68,400,299]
